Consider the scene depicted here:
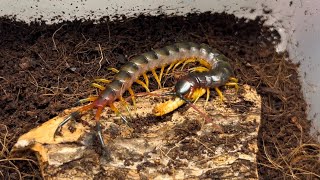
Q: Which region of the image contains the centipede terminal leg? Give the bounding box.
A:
[96,121,105,146]
[54,111,80,137]
[54,104,93,138]
[95,121,112,161]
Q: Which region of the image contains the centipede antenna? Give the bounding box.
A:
[96,121,105,147]
[161,92,176,96]
[54,111,80,138]
[186,103,213,123]
[174,93,213,124]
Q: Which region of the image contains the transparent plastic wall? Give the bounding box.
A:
[1,0,319,140]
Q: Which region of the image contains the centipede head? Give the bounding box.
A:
[163,91,191,104]
[172,78,199,103]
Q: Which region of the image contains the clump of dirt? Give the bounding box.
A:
[0,12,319,179]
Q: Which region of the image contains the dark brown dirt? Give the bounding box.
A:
[0,12,319,179]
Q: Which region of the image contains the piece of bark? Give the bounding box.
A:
[12,85,261,179]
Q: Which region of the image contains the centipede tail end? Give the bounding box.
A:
[96,121,105,147]
[54,111,80,138]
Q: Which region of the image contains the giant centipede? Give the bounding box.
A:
[54,42,238,146]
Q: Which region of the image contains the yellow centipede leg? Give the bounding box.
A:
[226,77,239,92]
[143,73,149,88]
[108,67,120,73]
[215,87,224,102]
[119,96,133,117]
[119,96,129,109]
[180,58,196,70]
[94,78,111,83]
[136,79,150,92]
[91,83,106,90]
[192,88,206,104]
[172,59,185,72]
[151,69,162,89]
[205,88,210,107]
[198,59,212,69]
[109,103,120,114]
[193,93,201,104]
[189,66,209,73]
[165,63,175,76]
[225,82,239,93]
[128,87,136,108]
[229,77,238,83]
[159,65,165,84]
[109,103,129,124]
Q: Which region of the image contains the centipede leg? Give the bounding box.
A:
[91,83,106,90]
[205,88,210,107]
[54,104,94,138]
[192,89,202,104]
[136,79,150,92]
[225,82,239,93]
[159,65,165,84]
[151,69,162,89]
[119,96,133,119]
[229,77,238,83]
[214,87,224,102]
[108,67,120,73]
[75,96,98,106]
[189,66,209,73]
[96,121,105,146]
[94,115,112,158]
[198,59,212,69]
[225,77,239,92]
[54,112,80,137]
[180,58,196,70]
[172,59,185,72]
[165,63,175,76]
[110,103,129,125]
[94,78,111,83]
[143,73,149,89]
[128,87,136,108]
